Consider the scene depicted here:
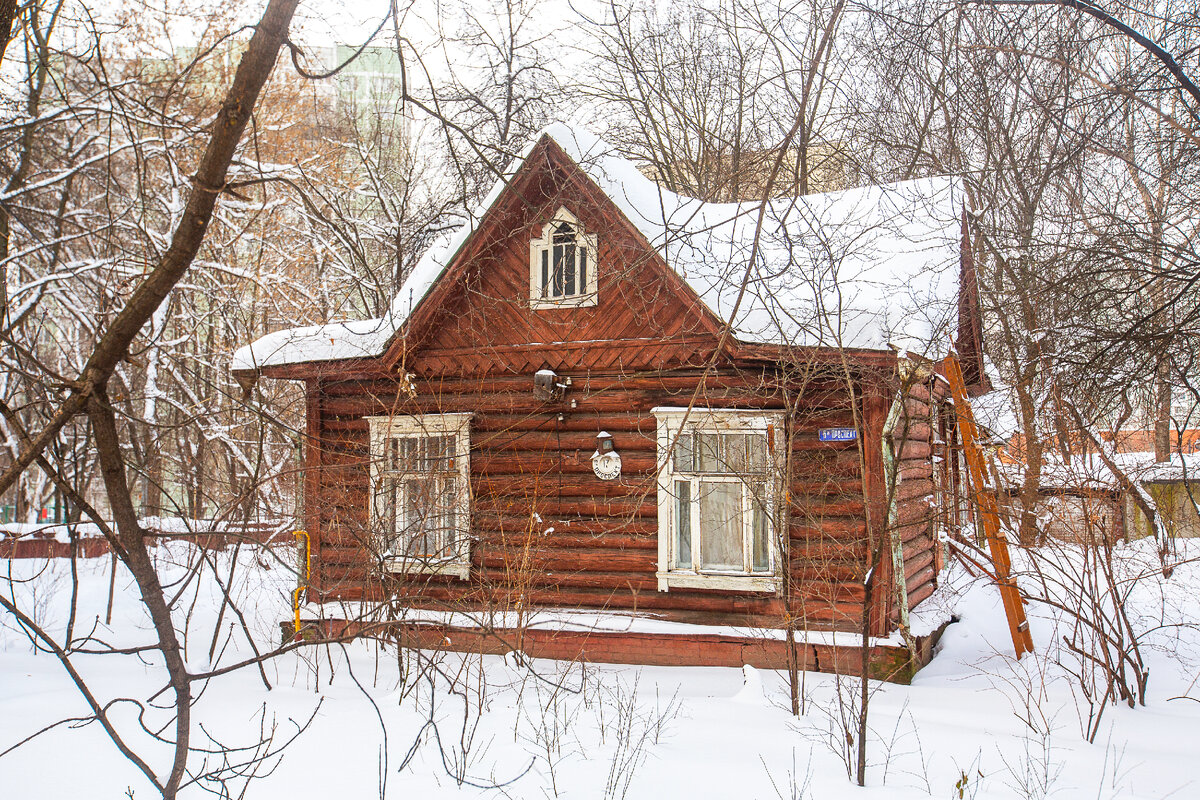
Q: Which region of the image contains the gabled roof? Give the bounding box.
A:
[232,123,963,372]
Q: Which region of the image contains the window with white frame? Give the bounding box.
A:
[529,207,598,308]
[366,413,472,579]
[654,409,783,592]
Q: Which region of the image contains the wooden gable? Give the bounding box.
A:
[381,137,728,377]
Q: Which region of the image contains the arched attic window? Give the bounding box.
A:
[529,208,598,308]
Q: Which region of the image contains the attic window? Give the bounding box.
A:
[530,208,598,308]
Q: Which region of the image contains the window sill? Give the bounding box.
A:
[381,559,470,580]
[656,571,778,593]
[530,294,598,310]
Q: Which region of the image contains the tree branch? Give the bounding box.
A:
[0,0,302,501]
[967,0,1200,114]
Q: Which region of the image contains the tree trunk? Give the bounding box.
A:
[1015,378,1044,546]
[0,0,17,63]
[1154,355,1172,463]
[89,394,194,797]
[1,1,302,794]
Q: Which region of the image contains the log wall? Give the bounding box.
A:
[887,376,949,624]
[306,360,928,634]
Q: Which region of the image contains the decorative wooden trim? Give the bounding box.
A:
[529,206,599,309]
[654,571,778,593]
[654,407,786,592]
[417,336,719,360]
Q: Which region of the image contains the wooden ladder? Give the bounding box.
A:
[943,356,1034,659]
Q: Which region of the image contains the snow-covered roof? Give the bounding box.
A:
[999,451,1200,492]
[233,123,963,371]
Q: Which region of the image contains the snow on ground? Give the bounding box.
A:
[2,541,1199,799]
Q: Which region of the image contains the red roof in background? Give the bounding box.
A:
[1102,429,1200,455]
[998,429,1200,466]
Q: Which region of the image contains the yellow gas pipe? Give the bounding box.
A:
[293,530,310,639]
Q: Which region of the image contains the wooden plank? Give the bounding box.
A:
[473,512,656,535]
[862,380,892,636]
[474,496,657,519]
[475,475,653,499]
[473,412,658,433]
[474,453,659,475]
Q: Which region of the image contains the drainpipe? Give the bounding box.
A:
[293,530,311,640]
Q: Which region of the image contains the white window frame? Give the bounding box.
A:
[529,207,598,309]
[366,412,472,579]
[654,408,784,593]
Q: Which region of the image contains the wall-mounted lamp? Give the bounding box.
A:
[534,369,571,402]
[592,431,622,480]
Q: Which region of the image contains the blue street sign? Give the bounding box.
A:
[818,428,858,442]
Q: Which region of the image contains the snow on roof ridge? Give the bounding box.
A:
[233,122,963,371]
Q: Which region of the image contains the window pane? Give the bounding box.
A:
[696,433,722,473]
[389,437,417,471]
[724,434,748,474]
[698,481,742,570]
[440,476,457,555]
[421,436,437,471]
[402,478,428,556]
[751,486,770,571]
[674,479,692,569]
[424,435,453,471]
[552,243,565,296]
[414,438,428,471]
[747,434,768,474]
[551,222,573,298]
[673,433,693,473]
[398,438,419,471]
[564,242,576,295]
[537,221,589,301]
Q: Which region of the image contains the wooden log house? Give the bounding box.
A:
[233,125,986,678]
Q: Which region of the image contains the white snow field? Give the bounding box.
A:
[1,539,1198,799]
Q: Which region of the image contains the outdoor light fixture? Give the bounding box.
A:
[534,369,571,401]
[592,431,622,481]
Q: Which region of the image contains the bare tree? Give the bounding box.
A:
[581,0,847,202]
[1,0,304,795]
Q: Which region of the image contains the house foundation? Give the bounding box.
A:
[287,614,953,684]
